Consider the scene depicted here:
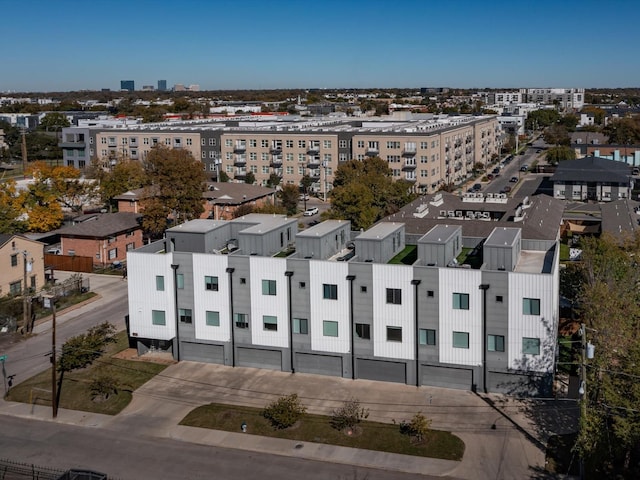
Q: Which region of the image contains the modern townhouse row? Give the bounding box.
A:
[59,115,501,195]
[126,212,559,396]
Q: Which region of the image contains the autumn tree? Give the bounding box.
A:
[603,116,640,145]
[141,146,206,237]
[544,124,570,146]
[326,157,415,230]
[0,180,26,233]
[94,160,146,209]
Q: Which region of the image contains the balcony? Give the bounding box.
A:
[402,160,417,171]
[234,143,246,153]
[309,169,321,180]
[404,173,417,182]
[307,144,320,154]
[307,157,321,169]
[402,146,417,156]
[270,156,283,167]
[58,141,85,149]
[234,154,246,166]
[272,168,283,176]
[365,147,379,157]
[234,168,247,179]
[270,146,282,154]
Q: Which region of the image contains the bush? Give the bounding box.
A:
[262,393,307,429]
[90,374,119,401]
[331,398,369,431]
[398,412,432,442]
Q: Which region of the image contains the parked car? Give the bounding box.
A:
[500,186,512,193]
[303,207,319,216]
[472,183,482,191]
[520,165,529,172]
[46,247,61,255]
[299,194,309,201]
[487,174,494,180]
[510,176,518,183]
[492,167,500,174]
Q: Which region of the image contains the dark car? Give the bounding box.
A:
[500,186,512,193]
[472,183,482,191]
[520,165,529,172]
[492,167,500,174]
[510,176,518,183]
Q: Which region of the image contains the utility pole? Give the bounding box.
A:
[21,128,28,179]
[22,251,30,333]
[43,295,57,418]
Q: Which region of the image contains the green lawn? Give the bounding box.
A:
[560,242,570,262]
[389,245,418,265]
[180,403,465,460]
[6,331,167,415]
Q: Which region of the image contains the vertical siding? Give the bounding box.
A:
[508,272,556,372]
[372,264,414,360]
[192,253,229,342]
[249,256,289,348]
[438,268,483,366]
[127,252,176,340]
[309,260,350,353]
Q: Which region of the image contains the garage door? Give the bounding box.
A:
[237,347,282,370]
[296,353,342,377]
[357,359,406,384]
[421,365,473,390]
[181,342,224,364]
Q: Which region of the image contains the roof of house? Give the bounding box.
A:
[113,183,275,205]
[0,233,44,249]
[550,156,632,184]
[55,213,142,238]
[600,199,640,240]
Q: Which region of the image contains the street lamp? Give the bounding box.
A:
[42,295,58,418]
[22,251,33,333]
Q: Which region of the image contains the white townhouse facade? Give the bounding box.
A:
[59,114,501,196]
[127,212,560,396]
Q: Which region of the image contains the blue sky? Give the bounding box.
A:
[2,0,639,92]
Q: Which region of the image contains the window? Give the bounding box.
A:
[355,323,370,339]
[488,335,505,352]
[522,337,540,355]
[234,313,249,329]
[298,282,306,289]
[176,274,184,289]
[453,331,469,348]
[152,310,166,326]
[179,308,193,324]
[339,139,347,148]
[357,140,365,148]
[496,295,503,303]
[263,315,278,331]
[108,248,117,260]
[10,254,18,267]
[240,278,246,284]
[386,327,402,342]
[9,281,21,295]
[453,293,469,310]
[225,139,233,147]
[293,318,308,334]
[155,275,164,291]
[419,329,436,345]
[262,279,276,295]
[205,276,219,291]
[323,320,338,337]
[205,311,220,326]
[286,140,294,148]
[386,288,402,305]
[360,286,367,293]
[249,139,256,147]
[427,290,434,297]
[261,139,269,148]
[323,140,332,148]
[523,298,540,315]
[323,283,338,300]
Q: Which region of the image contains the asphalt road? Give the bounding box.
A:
[0,416,443,480]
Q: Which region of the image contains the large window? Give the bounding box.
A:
[323,320,338,337]
[419,329,436,345]
[234,313,249,329]
[522,337,540,355]
[386,288,402,305]
[262,279,277,296]
[10,254,18,267]
[453,331,469,349]
[179,308,192,324]
[488,335,505,352]
[152,310,166,326]
[9,281,21,295]
[205,311,220,327]
[205,276,219,291]
[453,293,469,310]
[293,318,308,334]
[355,323,370,340]
[386,326,402,342]
[523,298,541,315]
[176,274,184,289]
[155,275,164,291]
[263,315,278,331]
[323,283,338,300]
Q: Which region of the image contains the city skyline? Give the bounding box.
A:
[2,0,639,92]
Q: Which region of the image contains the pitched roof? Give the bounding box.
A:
[600,199,640,240]
[55,212,142,238]
[550,156,632,184]
[113,183,275,205]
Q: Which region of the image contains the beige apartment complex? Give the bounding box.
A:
[0,234,45,297]
[61,115,501,195]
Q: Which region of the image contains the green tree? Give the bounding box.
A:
[267,173,281,188]
[559,114,579,131]
[141,145,206,237]
[327,157,415,230]
[300,174,313,195]
[38,112,70,131]
[544,124,570,146]
[244,172,256,184]
[545,146,576,164]
[218,171,230,182]
[94,160,147,210]
[278,184,299,216]
[525,109,561,130]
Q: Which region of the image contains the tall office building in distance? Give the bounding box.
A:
[158,80,167,92]
[120,80,135,92]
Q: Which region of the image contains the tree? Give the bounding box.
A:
[571,233,640,477]
[331,398,369,431]
[278,184,299,216]
[218,171,230,182]
[545,146,576,164]
[141,146,206,237]
[544,124,570,146]
[244,172,256,184]
[0,179,26,233]
[267,173,281,188]
[398,412,432,443]
[38,112,70,131]
[559,114,579,131]
[94,160,147,210]
[327,157,415,230]
[603,116,640,145]
[581,106,606,126]
[525,109,561,130]
[300,174,313,195]
[262,394,307,429]
[57,322,116,407]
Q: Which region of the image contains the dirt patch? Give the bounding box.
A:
[112,348,177,365]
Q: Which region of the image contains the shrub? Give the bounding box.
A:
[262,393,307,429]
[331,398,369,431]
[90,374,119,401]
[398,412,432,442]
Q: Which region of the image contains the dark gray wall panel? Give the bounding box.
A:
[357,359,406,383]
[421,364,473,390]
[237,347,282,370]
[181,342,224,364]
[296,353,342,376]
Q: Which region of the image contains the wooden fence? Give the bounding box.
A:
[44,254,93,273]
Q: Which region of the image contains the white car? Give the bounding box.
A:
[303,207,318,216]
[299,194,310,201]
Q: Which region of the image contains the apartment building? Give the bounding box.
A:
[519,88,585,111]
[0,234,45,297]
[127,206,560,396]
[59,115,501,195]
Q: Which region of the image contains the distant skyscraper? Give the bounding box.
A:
[120,80,135,92]
[158,80,167,92]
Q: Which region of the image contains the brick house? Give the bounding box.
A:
[113,183,276,220]
[56,213,143,267]
[0,234,45,297]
